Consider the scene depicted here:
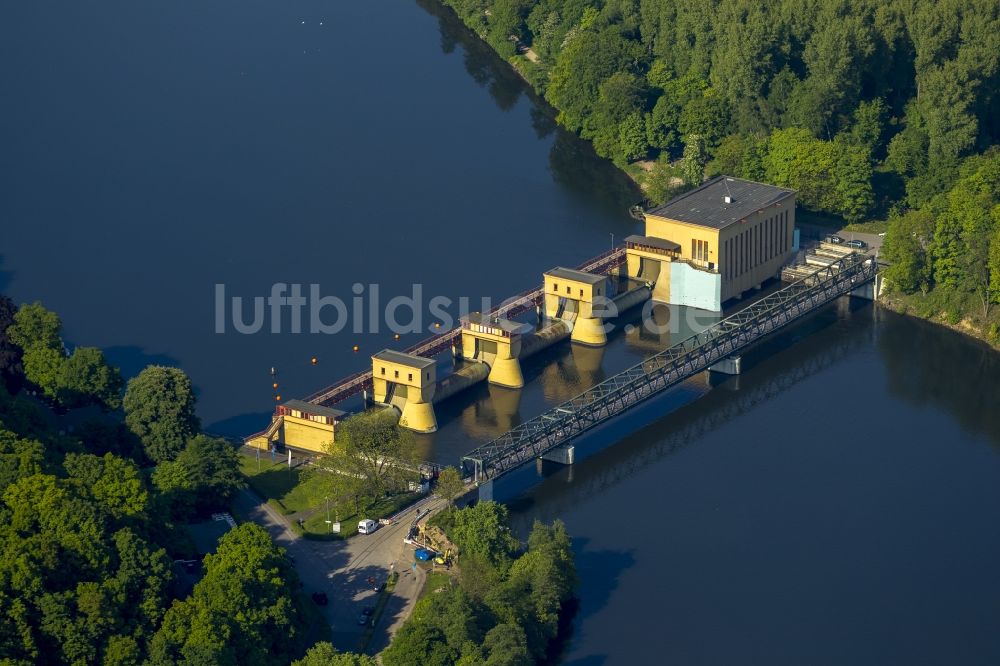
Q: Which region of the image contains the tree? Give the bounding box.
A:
[434,466,465,506]
[450,501,519,572]
[123,366,200,463]
[883,209,935,294]
[616,112,648,163]
[332,409,417,497]
[7,302,63,353]
[293,643,377,666]
[482,623,531,666]
[60,346,123,409]
[64,452,149,520]
[20,345,65,400]
[0,295,24,393]
[174,435,245,512]
[148,523,306,666]
[381,623,457,666]
[680,135,707,186]
[990,222,1000,319]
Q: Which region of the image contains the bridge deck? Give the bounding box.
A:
[462,251,879,482]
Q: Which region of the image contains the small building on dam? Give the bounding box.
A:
[627,176,797,311]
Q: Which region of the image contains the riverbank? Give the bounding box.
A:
[879,291,1000,351]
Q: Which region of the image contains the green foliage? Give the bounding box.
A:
[883,150,1000,327]
[60,346,123,409]
[440,0,1000,228]
[123,366,200,463]
[0,295,24,393]
[764,128,874,222]
[65,452,149,520]
[293,642,377,666]
[332,408,418,497]
[382,506,576,666]
[883,209,935,294]
[434,466,466,505]
[8,302,63,352]
[176,435,244,510]
[148,523,306,666]
[449,501,519,572]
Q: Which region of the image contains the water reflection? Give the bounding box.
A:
[415,0,525,112]
[414,0,642,218]
[509,302,874,528]
[877,310,1000,451]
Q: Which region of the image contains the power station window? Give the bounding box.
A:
[380,367,385,375]
[394,370,399,379]
[408,373,413,381]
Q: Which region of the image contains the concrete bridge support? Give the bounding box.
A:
[709,355,742,375]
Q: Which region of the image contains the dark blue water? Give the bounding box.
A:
[3,2,999,664]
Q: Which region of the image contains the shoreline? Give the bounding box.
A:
[430,0,1000,358]
[879,294,1000,352]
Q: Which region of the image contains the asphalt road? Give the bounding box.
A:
[233,489,446,654]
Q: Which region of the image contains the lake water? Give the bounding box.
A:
[3,2,999,664]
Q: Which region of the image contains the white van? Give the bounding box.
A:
[358,519,378,535]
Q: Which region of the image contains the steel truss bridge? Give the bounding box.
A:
[462,252,880,483]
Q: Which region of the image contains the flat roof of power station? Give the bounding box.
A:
[645,176,795,230]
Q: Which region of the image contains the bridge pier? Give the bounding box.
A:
[708,355,742,375]
[539,444,575,465]
[850,273,883,301]
[477,478,493,503]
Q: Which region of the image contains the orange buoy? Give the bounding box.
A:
[394,334,400,340]
[352,345,359,352]
[311,357,318,365]
[272,382,278,389]
[434,322,441,328]
[275,395,281,401]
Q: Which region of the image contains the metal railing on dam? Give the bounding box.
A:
[302,247,627,408]
[461,252,880,483]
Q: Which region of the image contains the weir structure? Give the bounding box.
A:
[245,247,630,451]
[461,251,881,484]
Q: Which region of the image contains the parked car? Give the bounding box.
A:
[846,239,867,249]
[358,519,378,534]
[824,234,844,244]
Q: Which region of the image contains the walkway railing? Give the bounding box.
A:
[304,247,626,408]
[462,252,879,482]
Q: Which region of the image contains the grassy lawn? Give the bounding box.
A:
[240,454,423,540]
[301,491,421,540]
[238,456,313,514]
[843,219,889,234]
[418,569,454,601]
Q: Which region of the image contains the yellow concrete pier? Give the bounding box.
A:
[543,267,611,346]
[372,350,438,433]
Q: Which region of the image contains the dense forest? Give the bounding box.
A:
[436,0,1000,338]
[438,0,999,214]
[0,295,317,665]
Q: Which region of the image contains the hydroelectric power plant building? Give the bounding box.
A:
[627,176,797,312]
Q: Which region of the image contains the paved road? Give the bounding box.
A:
[233,489,445,653]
